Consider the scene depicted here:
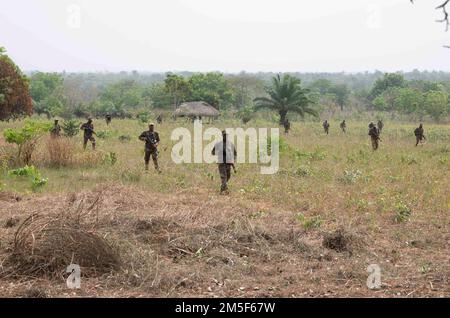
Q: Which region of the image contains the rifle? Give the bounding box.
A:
[82,125,96,136]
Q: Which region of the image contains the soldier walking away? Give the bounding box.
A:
[139,123,161,172]
[156,114,163,124]
[283,118,291,135]
[414,123,426,146]
[377,119,384,133]
[368,122,381,151]
[323,120,330,135]
[340,120,346,133]
[105,113,112,126]
[80,118,96,150]
[212,130,237,195]
[50,119,61,138]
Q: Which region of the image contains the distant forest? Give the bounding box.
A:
[20,69,450,122]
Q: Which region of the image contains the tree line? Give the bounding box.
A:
[2,47,450,122]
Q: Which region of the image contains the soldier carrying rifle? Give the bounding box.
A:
[139,123,161,172]
[80,118,96,150]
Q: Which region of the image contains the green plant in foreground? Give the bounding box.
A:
[8,165,48,192]
[295,213,323,230]
[104,152,118,165]
[394,202,412,223]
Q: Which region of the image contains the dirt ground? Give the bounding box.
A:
[0,184,448,298]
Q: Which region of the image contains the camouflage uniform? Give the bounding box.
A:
[212,134,237,194]
[139,129,160,171]
[80,120,96,150]
[368,124,380,150]
[283,119,291,135]
[105,114,112,126]
[377,120,384,133]
[156,115,163,124]
[51,121,61,138]
[340,120,346,133]
[323,121,330,135]
[414,124,425,146]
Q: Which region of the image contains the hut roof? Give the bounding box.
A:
[173,101,220,118]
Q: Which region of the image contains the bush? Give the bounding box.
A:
[96,131,112,139]
[104,152,117,165]
[118,135,131,143]
[338,169,362,184]
[295,213,323,230]
[62,119,80,137]
[3,121,52,165]
[45,137,74,167]
[8,165,48,192]
[394,202,412,223]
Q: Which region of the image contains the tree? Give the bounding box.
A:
[99,80,142,116]
[370,73,406,100]
[29,72,66,119]
[393,87,424,115]
[164,74,190,110]
[146,83,173,109]
[330,83,350,111]
[0,47,33,120]
[237,105,255,124]
[188,72,234,109]
[228,73,265,109]
[254,74,318,125]
[424,90,449,121]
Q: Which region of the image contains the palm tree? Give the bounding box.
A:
[254,74,317,125]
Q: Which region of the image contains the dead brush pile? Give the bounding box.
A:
[1,191,121,279]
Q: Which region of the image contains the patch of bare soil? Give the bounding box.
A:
[0,184,448,298]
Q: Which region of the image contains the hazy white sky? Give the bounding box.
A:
[1,0,450,72]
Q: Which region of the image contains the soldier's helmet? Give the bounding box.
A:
[87,117,93,122]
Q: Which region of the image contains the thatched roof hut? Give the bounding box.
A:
[173,101,220,119]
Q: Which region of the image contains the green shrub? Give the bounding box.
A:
[62,119,80,137]
[338,169,362,184]
[103,152,117,165]
[96,131,112,139]
[394,202,412,223]
[118,135,131,143]
[8,165,48,192]
[295,213,323,230]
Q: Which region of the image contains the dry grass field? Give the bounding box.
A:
[0,118,449,297]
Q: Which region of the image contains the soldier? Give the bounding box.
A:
[283,118,291,135]
[368,122,380,151]
[377,119,384,133]
[414,123,426,146]
[105,113,112,126]
[323,120,330,135]
[139,123,160,172]
[340,120,346,133]
[156,114,163,124]
[211,130,237,195]
[50,119,61,138]
[80,118,96,150]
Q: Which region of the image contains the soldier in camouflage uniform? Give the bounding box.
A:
[80,118,96,150]
[105,113,112,126]
[323,120,330,135]
[50,119,61,138]
[368,122,380,151]
[156,114,163,124]
[414,123,426,146]
[212,130,237,195]
[340,120,346,133]
[139,123,160,172]
[377,119,384,133]
[283,118,291,135]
